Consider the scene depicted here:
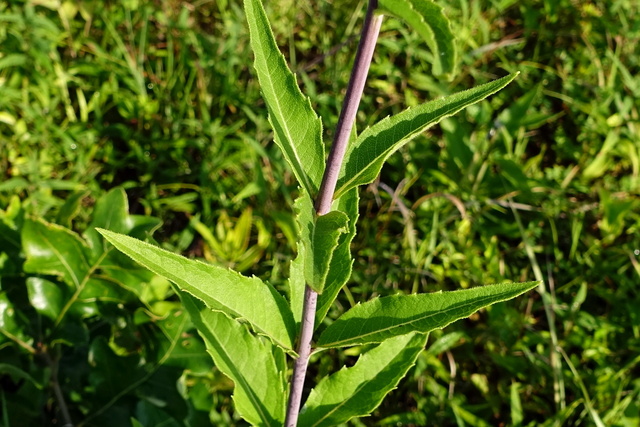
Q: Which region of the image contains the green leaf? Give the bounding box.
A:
[85,187,159,259]
[0,53,27,71]
[244,0,325,196]
[133,399,183,427]
[378,0,456,78]
[288,192,315,324]
[451,402,493,427]
[0,364,43,389]
[153,310,213,375]
[298,332,428,426]
[22,217,91,289]
[315,188,359,326]
[136,368,189,426]
[56,190,89,227]
[89,187,130,231]
[0,197,23,278]
[26,277,66,320]
[334,73,519,199]
[0,292,31,345]
[496,84,540,134]
[94,261,157,302]
[304,211,349,294]
[88,337,146,401]
[49,321,89,347]
[97,229,296,352]
[290,190,356,321]
[317,281,539,348]
[180,292,286,426]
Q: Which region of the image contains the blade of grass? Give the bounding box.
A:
[508,196,566,411]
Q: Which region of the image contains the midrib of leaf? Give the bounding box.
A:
[261,59,311,191]
[54,250,107,329]
[42,233,82,288]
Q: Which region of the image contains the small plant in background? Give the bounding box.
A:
[0,189,217,426]
[99,0,538,425]
[190,208,271,272]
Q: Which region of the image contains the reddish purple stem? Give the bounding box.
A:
[285,1,383,425]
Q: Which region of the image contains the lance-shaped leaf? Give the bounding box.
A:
[98,229,296,352]
[245,0,325,196]
[315,188,359,326]
[180,291,286,426]
[317,281,539,348]
[379,0,456,78]
[288,192,315,325]
[334,73,519,199]
[303,211,349,294]
[298,332,428,426]
[290,189,359,325]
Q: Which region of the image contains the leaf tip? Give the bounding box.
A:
[95,227,110,238]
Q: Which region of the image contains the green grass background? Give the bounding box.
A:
[0,0,639,425]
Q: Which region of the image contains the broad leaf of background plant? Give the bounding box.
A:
[23,217,91,289]
[334,73,519,199]
[57,190,90,227]
[84,311,191,424]
[98,229,296,351]
[379,0,456,78]
[26,277,65,321]
[22,191,162,323]
[180,292,286,426]
[0,196,22,277]
[86,188,162,299]
[151,308,213,375]
[0,292,31,345]
[304,211,349,294]
[84,187,130,260]
[88,336,147,402]
[315,188,359,326]
[85,187,161,259]
[317,281,539,348]
[298,332,428,426]
[245,0,325,196]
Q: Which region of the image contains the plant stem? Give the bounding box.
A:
[285,1,383,425]
[285,285,318,426]
[314,0,383,215]
[41,348,74,427]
